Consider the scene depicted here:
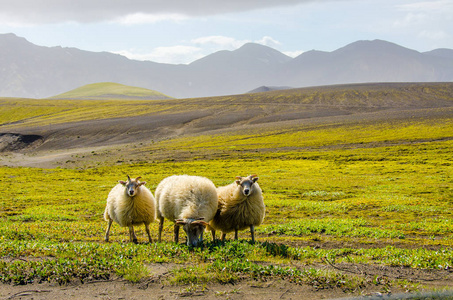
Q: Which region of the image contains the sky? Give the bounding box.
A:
[0,0,452,64]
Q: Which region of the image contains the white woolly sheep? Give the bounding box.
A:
[155,175,218,247]
[104,175,156,244]
[209,174,265,243]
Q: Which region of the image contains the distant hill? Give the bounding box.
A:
[424,48,453,59]
[247,86,292,93]
[1,33,452,99]
[49,82,172,100]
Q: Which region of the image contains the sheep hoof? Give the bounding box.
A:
[132,239,138,244]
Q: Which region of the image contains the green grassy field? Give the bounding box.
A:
[1,84,453,297]
[48,82,172,100]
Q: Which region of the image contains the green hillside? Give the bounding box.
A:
[48,82,173,100]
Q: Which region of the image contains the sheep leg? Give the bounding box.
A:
[158,217,164,242]
[234,229,238,240]
[211,229,216,241]
[129,225,138,244]
[250,225,255,243]
[145,223,152,243]
[174,224,180,243]
[105,219,113,242]
[221,233,226,241]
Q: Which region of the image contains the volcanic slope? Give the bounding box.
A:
[1,82,452,167]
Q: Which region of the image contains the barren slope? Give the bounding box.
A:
[1,82,452,167]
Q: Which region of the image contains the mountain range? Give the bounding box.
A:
[1,33,452,99]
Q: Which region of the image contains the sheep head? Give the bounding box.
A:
[119,175,146,197]
[235,174,259,197]
[176,217,208,247]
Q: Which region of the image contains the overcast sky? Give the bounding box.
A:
[0,0,452,64]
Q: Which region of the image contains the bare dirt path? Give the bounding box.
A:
[1,260,453,300]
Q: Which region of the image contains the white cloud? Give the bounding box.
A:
[115,35,288,64]
[115,13,188,25]
[191,36,250,49]
[392,12,427,28]
[393,0,453,28]
[283,50,304,57]
[191,35,282,50]
[115,45,204,64]
[396,0,453,13]
[255,36,281,48]
[0,0,319,25]
[418,30,449,40]
[389,0,452,50]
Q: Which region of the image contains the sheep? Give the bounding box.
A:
[104,175,156,244]
[209,174,265,243]
[155,175,218,247]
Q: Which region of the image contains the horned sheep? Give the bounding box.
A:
[209,174,265,243]
[155,175,218,247]
[104,175,156,244]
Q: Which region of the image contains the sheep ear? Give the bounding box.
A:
[235,180,241,185]
[252,177,259,183]
[139,181,146,186]
[119,180,127,185]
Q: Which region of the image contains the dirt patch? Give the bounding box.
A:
[1,261,453,300]
[323,262,453,287]
[0,133,43,152]
[0,278,347,300]
[1,106,452,169]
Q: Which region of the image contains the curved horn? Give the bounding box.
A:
[250,174,258,178]
[127,175,131,181]
[175,219,187,225]
[192,220,209,226]
[135,176,142,181]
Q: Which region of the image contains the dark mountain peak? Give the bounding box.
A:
[247,86,292,93]
[334,39,420,56]
[0,32,33,47]
[190,42,291,67]
[293,49,328,59]
[424,48,453,59]
[235,42,292,63]
[0,32,22,40]
[236,42,275,53]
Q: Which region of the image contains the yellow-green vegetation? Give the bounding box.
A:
[48,82,172,100]
[0,98,170,128]
[1,83,453,295]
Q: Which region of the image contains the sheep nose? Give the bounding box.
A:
[244,189,250,195]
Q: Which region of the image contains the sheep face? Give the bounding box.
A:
[235,175,259,197]
[176,219,208,247]
[119,175,146,197]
